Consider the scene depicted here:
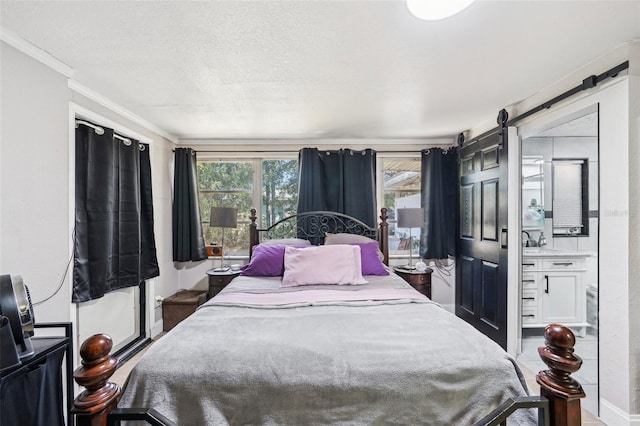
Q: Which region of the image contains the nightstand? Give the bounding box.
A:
[393,266,433,298]
[206,269,241,300]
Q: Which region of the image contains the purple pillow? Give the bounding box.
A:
[241,244,310,277]
[356,242,389,276]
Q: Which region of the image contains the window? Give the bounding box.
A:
[552,159,588,236]
[198,158,298,256]
[198,154,420,258]
[261,159,299,228]
[381,157,421,256]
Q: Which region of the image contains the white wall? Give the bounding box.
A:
[627,41,640,419]
[0,43,72,321]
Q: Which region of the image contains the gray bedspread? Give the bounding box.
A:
[120,275,535,425]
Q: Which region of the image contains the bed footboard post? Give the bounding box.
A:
[379,207,389,265]
[536,324,585,426]
[72,334,121,426]
[249,208,258,258]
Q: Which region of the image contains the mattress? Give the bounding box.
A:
[119,274,535,425]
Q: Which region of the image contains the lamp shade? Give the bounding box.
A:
[209,207,238,228]
[397,208,424,228]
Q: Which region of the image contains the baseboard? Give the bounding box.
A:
[600,398,640,425]
[150,320,164,339]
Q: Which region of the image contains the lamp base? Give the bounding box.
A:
[396,264,416,272]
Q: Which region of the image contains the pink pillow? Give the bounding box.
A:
[355,242,389,276]
[281,245,369,287]
[241,244,310,277]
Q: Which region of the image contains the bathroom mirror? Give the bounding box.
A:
[522,156,544,231]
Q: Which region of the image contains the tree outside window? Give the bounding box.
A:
[198,159,298,256]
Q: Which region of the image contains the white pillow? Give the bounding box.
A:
[324,232,376,245]
[281,245,369,287]
[324,232,384,262]
[261,238,311,246]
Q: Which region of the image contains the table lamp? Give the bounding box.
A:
[397,207,424,268]
[209,207,238,271]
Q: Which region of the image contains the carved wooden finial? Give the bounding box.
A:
[379,207,388,224]
[249,208,259,257]
[72,334,121,425]
[536,323,585,398]
[379,208,389,266]
[536,324,585,426]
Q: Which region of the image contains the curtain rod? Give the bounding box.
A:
[173,149,440,154]
[75,119,146,151]
[467,60,629,142]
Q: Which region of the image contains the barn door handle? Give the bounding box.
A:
[544,275,549,293]
[501,229,508,249]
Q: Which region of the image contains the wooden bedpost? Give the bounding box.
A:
[249,208,258,258]
[72,334,121,426]
[536,323,585,426]
[379,207,389,265]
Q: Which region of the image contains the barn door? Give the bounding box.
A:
[456,112,509,349]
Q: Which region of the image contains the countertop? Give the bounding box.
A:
[522,248,595,258]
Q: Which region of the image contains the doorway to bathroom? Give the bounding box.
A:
[516,105,600,417]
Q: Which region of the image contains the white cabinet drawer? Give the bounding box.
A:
[522,307,538,324]
[522,259,538,270]
[541,258,581,269]
[522,274,537,290]
[522,289,537,306]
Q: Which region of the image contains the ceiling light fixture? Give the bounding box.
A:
[406,0,476,21]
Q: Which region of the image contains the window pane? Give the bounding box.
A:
[201,192,252,255]
[382,158,421,255]
[198,161,253,191]
[262,159,299,228]
[198,161,253,256]
[552,159,587,235]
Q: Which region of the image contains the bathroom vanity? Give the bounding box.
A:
[521,249,590,337]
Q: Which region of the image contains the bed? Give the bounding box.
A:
[71,209,586,426]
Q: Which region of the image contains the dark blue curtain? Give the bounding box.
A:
[420,147,458,259]
[172,148,207,262]
[73,122,159,303]
[297,148,376,227]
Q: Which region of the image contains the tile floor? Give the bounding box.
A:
[517,327,603,424]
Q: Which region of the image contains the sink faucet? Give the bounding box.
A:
[538,232,547,247]
[522,230,533,247]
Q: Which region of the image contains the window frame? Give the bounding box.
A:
[551,158,589,237]
[377,153,422,257]
[196,151,422,259]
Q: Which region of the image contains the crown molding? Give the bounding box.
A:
[68,80,179,144]
[0,26,73,77]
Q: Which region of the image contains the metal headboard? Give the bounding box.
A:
[249,208,389,265]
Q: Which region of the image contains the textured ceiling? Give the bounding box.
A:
[1,1,639,142]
